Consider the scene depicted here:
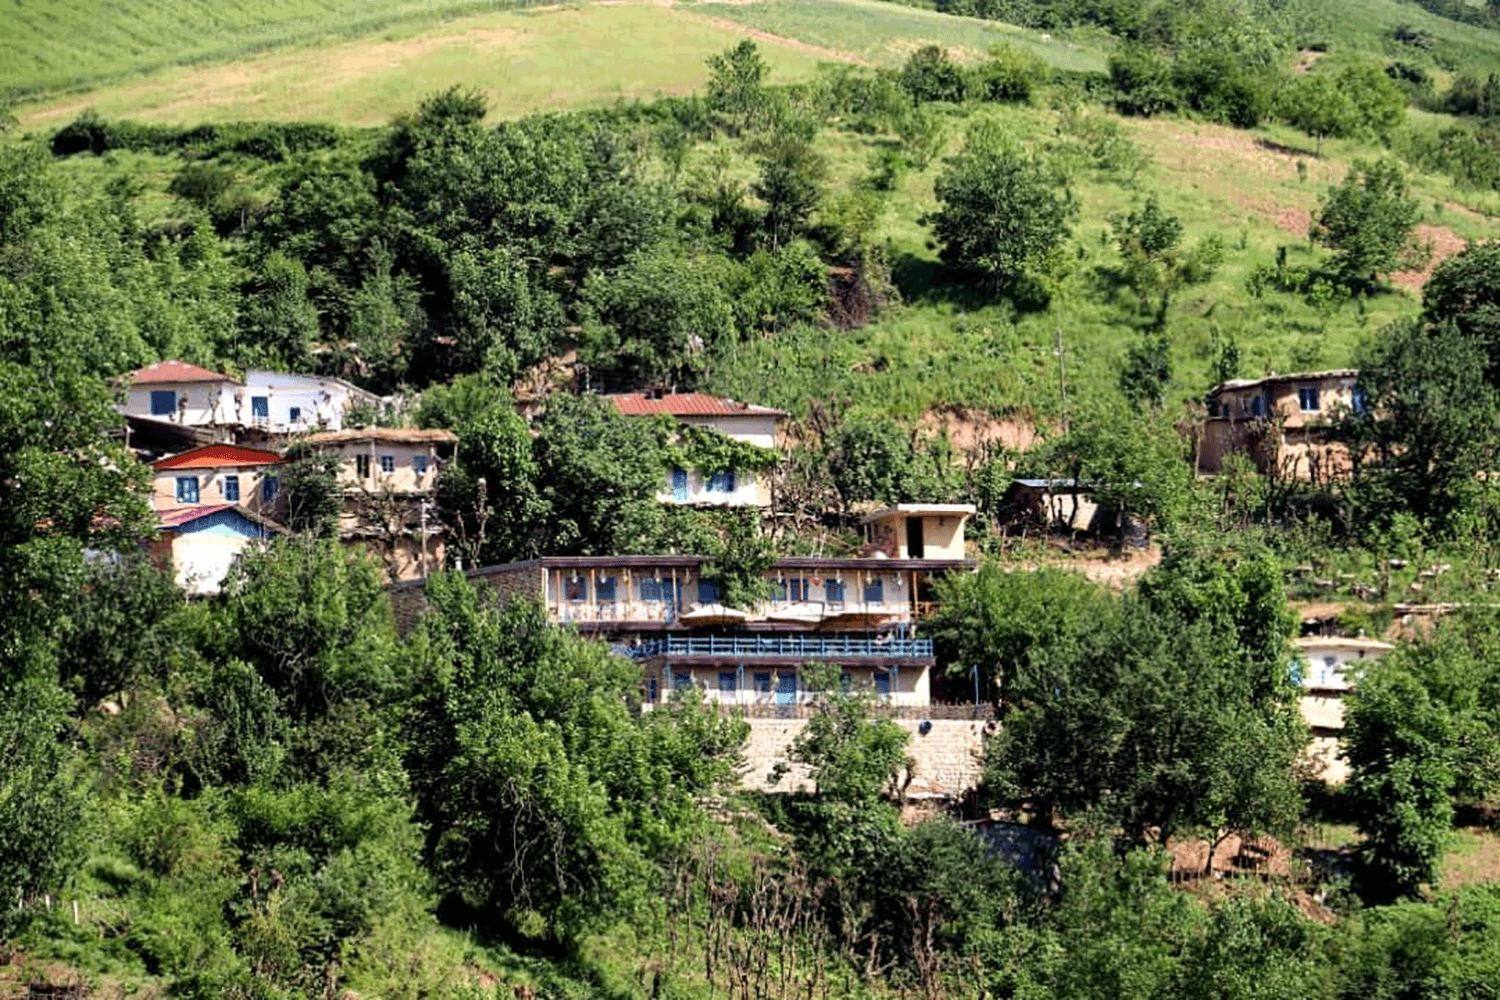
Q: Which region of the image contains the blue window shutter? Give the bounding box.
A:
[251,396,269,419]
[261,475,279,502]
[864,578,884,603]
[698,578,721,603]
[825,579,845,603]
[718,671,736,692]
[175,476,199,503]
[671,468,689,501]
[289,406,301,422]
[150,390,177,416]
[222,475,240,502]
[596,576,617,602]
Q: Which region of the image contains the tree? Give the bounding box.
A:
[786,663,911,803]
[0,678,86,926]
[220,538,401,719]
[1120,333,1173,408]
[928,122,1076,292]
[753,132,827,249]
[1278,73,1358,154]
[408,578,743,940]
[533,393,667,555]
[580,245,736,386]
[436,400,547,566]
[279,446,344,536]
[1109,44,1179,117]
[706,40,769,132]
[972,43,1048,103]
[899,45,968,103]
[240,251,320,370]
[1423,240,1500,387]
[1341,318,1499,534]
[1312,159,1425,291]
[1343,666,1456,899]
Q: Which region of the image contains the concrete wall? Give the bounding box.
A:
[319,439,443,494]
[152,464,278,516]
[866,513,967,560]
[657,467,770,507]
[738,717,987,799]
[243,370,374,432]
[124,382,237,426]
[679,414,779,449]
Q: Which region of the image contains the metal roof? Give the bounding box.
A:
[157,504,284,533]
[128,360,235,385]
[1207,369,1358,396]
[605,393,787,418]
[152,444,283,470]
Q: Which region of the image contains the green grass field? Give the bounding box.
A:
[16,3,845,128]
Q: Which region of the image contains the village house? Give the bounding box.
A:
[605,392,784,508]
[240,369,383,433]
[996,480,1104,535]
[146,443,286,595]
[398,505,978,710]
[301,427,458,580]
[122,360,240,428]
[150,443,284,517]
[122,360,386,434]
[1196,370,1361,483]
[1294,634,1394,784]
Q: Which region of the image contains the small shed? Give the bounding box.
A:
[151,505,283,596]
[1000,479,1102,534]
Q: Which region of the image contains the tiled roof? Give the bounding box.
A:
[152,444,283,470]
[605,393,786,418]
[128,360,235,385]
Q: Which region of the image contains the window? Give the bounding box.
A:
[824,579,846,604]
[646,675,659,703]
[221,475,240,502]
[175,476,199,504]
[1298,386,1320,412]
[706,469,736,493]
[1352,387,1369,415]
[874,670,891,697]
[251,396,269,422]
[640,578,678,604]
[150,390,177,416]
[412,454,429,475]
[773,577,807,602]
[563,576,588,602]
[261,475,279,502]
[379,454,395,474]
[288,406,302,423]
[355,454,371,479]
[1207,399,1221,418]
[863,578,885,604]
[1249,394,1267,418]
[753,672,772,696]
[670,468,689,502]
[718,671,737,693]
[673,670,693,692]
[596,576,617,602]
[698,577,722,604]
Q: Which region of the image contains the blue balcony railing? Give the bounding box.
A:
[623,634,934,661]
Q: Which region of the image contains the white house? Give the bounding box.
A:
[122,361,239,427]
[241,369,382,433]
[605,392,785,508]
[1293,635,1394,784]
[148,505,282,596]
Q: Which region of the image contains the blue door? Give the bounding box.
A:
[671,468,689,502]
[775,673,798,706]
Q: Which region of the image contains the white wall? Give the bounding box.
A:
[123,382,237,426]
[656,467,769,507]
[242,371,374,432]
[678,414,779,448]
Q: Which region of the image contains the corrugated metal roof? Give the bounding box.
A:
[152,444,283,470]
[605,393,787,418]
[158,504,284,533]
[128,360,235,385]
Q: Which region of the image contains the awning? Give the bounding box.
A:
[678,603,756,625]
[763,603,828,625]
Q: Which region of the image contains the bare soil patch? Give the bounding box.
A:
[919,406,1042,454]
[1391,223,1467,291]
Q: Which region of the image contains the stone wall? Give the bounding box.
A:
[738,717,990,799]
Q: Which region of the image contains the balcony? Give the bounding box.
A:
[622,634,934,662]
